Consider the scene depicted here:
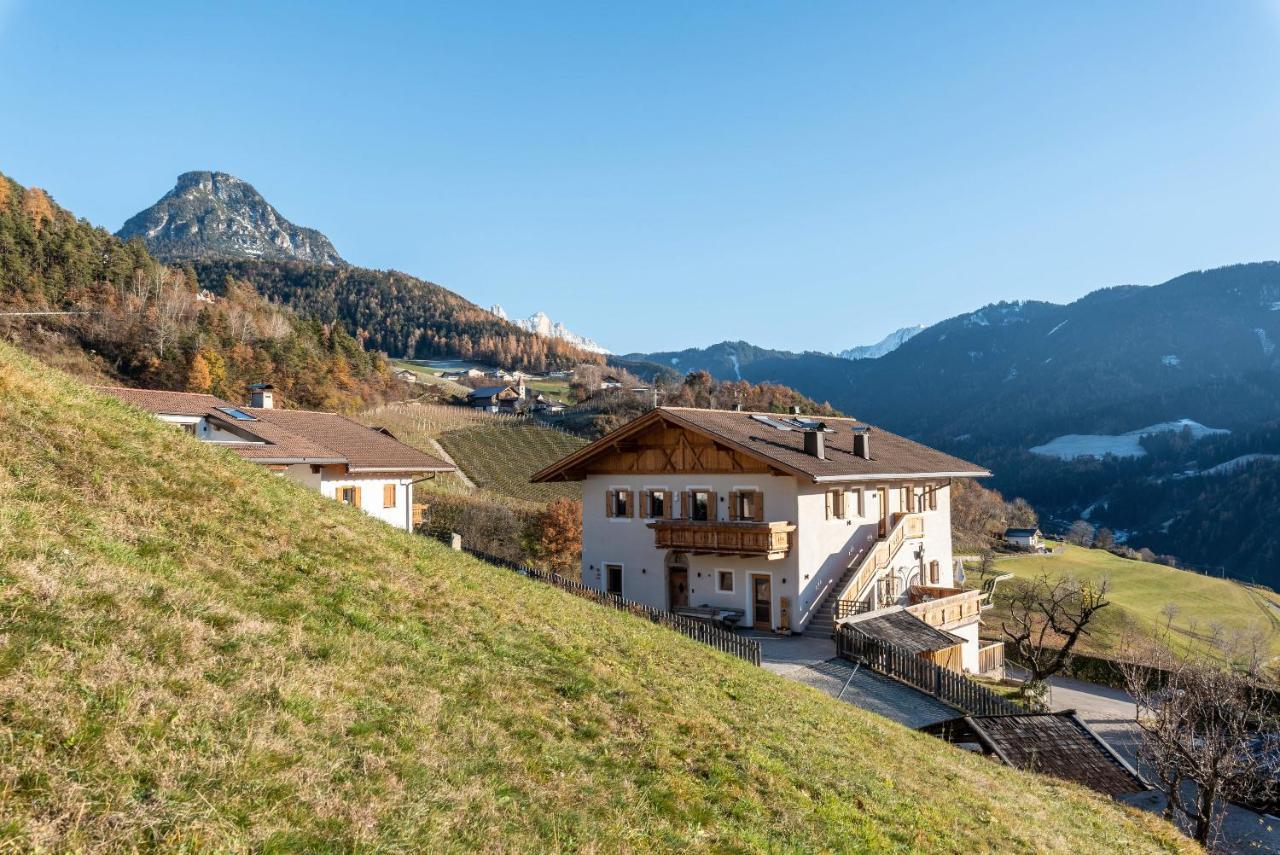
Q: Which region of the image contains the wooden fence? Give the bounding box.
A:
[461,546,762,666]
[836,626,1022,716]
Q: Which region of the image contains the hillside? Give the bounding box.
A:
[976,544,1280,671]
[0,170,395,411]
[117,171,345,266]
[190,258,602,373]
[0,343,1192,851]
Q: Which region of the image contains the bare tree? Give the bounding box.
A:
[1065,519,1095,546]
[999,573,1111,707]
[1120,642,1279,847]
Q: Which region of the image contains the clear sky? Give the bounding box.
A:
[3,1,1280,355]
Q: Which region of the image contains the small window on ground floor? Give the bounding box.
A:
[717,570,734,593]
[339,486,361,507]
[384,483,397,508]
[605,563,624,595]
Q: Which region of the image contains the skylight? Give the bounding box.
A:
[749,414,831,432]
[216,407,258,421]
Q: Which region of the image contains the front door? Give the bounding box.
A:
[668,568,689,609]
[877,486,889,537]
[751,574,772,630]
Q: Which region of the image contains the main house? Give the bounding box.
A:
[533,407,998,672]
[100,384,454,530]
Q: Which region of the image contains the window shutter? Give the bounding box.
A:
[625,490,635,518]
[383,484,396,508]
[825,490,833,520]
[605,489,615,517]
[706,492,717,521]
[663,490,673,519]
[680,491,691,519]
[752,491,764,522]
[855,488,864,517]
[728,491,739,521]
[352,486,362,508]
[638,489,649,518]
[929,484,938,511]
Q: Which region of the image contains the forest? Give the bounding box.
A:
[0,173,399,412]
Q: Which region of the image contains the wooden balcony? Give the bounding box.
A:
[906,585,984,630]
[648,519,795,559]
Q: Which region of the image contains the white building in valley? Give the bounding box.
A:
[533,407,1001,673]
[99,385,454,530]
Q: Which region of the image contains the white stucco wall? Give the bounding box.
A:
[319,472,416,530]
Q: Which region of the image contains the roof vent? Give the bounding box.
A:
[803,429,826,460]
[852,427,872,460]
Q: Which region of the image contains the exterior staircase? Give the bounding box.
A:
[805,513,915,637]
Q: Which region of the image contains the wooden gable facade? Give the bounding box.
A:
[533,410,793,482]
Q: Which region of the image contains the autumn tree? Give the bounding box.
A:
[186,352,212,392]
[525,496,582,577]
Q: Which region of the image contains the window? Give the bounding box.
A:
[903,485,915,513]
[383,484,397,508]
[853,488,864,517]
[605,563,624,595]
[717,570,735,593]
[730,490,761,521]
[929,560,940,585]
[606,489,633,518]
[176,422,196,436]
[338,486,361,507]
[826,488,847,520]
[643,489,668,519]
[215,406,258,421]
[688,490,713,521]
[927,484,938,511]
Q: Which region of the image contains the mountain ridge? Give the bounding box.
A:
[117,170,345,266]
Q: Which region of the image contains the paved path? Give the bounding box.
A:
[751,631,957,728]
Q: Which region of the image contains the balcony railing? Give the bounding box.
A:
[647,519,795,559]
[905,585,985,629]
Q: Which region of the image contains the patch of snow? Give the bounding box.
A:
[1162,354,1180,367]
[1004,366,1018,382]
[1269,302,1280,311]
[1256,328,1275,357]
[1029,419,1231,460]
[965,311,990,327]
[1046,319,1069,337]
[836,325,925,360]
[670,357,679,366]
[727,353,742,380]
[967,350,983,361]
[1200,453,1280,477]
[1081,499,1108,520]
[1043,358,1052,365]
[492,307,610,354]
[953,433,971,442]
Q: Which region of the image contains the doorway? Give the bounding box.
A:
[750,574,772,630]
[877,485,889,537]
[666,552,689,609]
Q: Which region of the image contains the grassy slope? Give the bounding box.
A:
[977,544,1280,665]
[0,344,1192,853]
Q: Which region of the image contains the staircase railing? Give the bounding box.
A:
[833,512,915,613]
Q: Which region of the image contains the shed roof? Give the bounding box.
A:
[840,609,964,655]
[1004,527,1041,537]
[920,711,1147,798]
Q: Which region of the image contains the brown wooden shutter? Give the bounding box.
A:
[383,484,396,508]
[680,490,691,519]
[625,490,635,518]
[605,489,615,518]
[727,491,740,521]
[929,484,938,511]
[752,491,764,521]
[706,491,717,521]
[352,486,362,508]
[855,488,864,517]
[825,489,833,520]
[638,489,649,518]
[662,490,671,519]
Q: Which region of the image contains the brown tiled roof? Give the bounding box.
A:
[920,712,1148,798]
[96,386,452,472]
[532,406,989,483]
[841,609,964,655]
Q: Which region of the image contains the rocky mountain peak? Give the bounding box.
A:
[117,171,345,266]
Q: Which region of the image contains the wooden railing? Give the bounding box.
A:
[904,514,925,539]
[412,504,428,526]
[460,545,762,666]
[833,599,874,621]
[978,641,1005,676]
[836,626,1022,717]
[647,520,794,558]
[906,586,984,629]
[833,513,918,611]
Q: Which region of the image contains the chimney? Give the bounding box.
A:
[731,402,742,412]
[852,427,872,460]
[803,429,826,460]
[248,382,274,409]
[789,405,802,415]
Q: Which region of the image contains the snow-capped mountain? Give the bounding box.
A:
[836,325,924,360]
[490,306,610,354]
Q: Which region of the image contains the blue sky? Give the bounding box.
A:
[3,2,1280,354]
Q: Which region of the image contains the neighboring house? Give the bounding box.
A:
[394,369,418,383]
[531,394,568,414]
[1003,527,1044,552]
[99,384,453,531]
[532,407,998,672]
[599,374,623,390]
[467,384,524,412]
